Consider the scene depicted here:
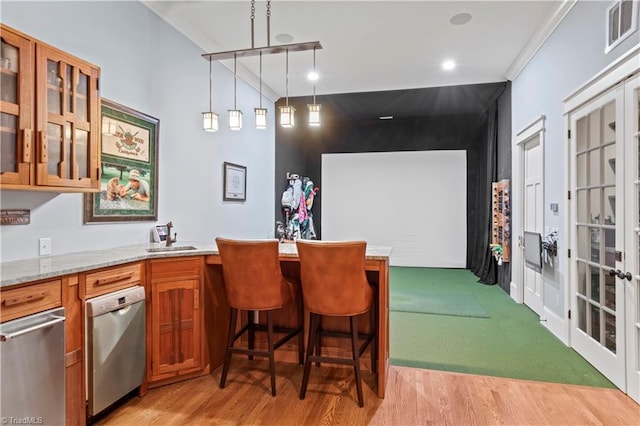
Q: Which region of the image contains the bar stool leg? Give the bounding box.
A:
[266,310,276,396]
[300,312,319,400]
[370,302,377,374]
[220,307,238,389]
[350,315,364,407]
[248,310,255,360]
[296,293,305,366]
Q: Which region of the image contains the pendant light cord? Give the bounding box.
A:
[259,51,263,108]
[313,47,317,104]
[233,53,237,109]
[285,49,289,107]
[209,59,213,112]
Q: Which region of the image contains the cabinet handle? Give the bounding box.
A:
[39,131,48,163]
[95,272,134,286]
[2,291,49,307]
[22,128,32,163]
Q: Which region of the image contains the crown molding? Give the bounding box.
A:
[505,0,577,81]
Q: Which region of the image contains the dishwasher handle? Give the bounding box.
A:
[0,315,65,342]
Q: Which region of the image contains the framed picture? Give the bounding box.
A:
[84,99,159,223]
[223,162,246,202]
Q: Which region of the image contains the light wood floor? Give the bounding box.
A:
[95,359,639,425]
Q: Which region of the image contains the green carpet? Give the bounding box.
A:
[390,267,616,388]
[391,288,489,318]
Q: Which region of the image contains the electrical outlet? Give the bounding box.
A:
[39,237,51,256]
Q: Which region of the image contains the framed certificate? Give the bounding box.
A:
[223,162,246,202]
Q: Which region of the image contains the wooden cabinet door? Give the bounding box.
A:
[35,43,100,189]
[0,26,33,186]
[150,279,201,380]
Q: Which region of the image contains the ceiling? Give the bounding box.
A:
[144,1,567,102]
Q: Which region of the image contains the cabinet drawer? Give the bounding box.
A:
[84,262,142,298]
[0,280,62,323]
[150,257,201,282]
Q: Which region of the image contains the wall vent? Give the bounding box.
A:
[606,0,638,53]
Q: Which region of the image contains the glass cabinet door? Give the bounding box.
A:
[0,28,33,185]
[35,44,99,189]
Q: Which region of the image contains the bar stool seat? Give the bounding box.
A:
[216,237,304,396]
[296,240,376,407]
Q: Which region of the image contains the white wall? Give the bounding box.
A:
[0,1,275,262]
[511,0,640,322]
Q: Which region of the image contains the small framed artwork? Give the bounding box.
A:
[84,99,159,223]
[223,162,246,202]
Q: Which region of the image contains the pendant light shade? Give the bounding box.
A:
[307,104,321,127]
[202,59,219,132]
[280,49,295,128]
[279,105,295,127]
[255,107,267,129]
[203,111,219,132]
[229,53,242,130]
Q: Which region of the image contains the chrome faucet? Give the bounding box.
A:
[165,221,177,247]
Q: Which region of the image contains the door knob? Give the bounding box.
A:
[610,269,633,281]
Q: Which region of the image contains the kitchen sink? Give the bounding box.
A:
[146,245,197,253]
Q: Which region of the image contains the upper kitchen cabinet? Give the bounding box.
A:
[0,24,101,192]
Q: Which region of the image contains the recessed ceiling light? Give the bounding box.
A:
[450,13,472,26]
[379,116,393,120]
[307,71,319,81]
[442,60,456,71]
[275,33,294,43]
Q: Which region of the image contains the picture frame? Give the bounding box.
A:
[83,99,159,223]
[223,162,246,202]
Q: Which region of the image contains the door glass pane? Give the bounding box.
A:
[578,297,587,332]
[47,123,62,176]
[604,272,616,310]
[63,122,71,179]
[66,65,73,114]
[604,311,616,352]
[0,113,17,173]
[577,116,588,152]
[47,60,62,115]
[590,265,600,303]
[590,303,601,342]
[590,228,600,263]
[577,225,588,259]
[0,38,18,103]
[577,153,587,187]
[603,144,616,185]
[588,109,601,149]
[77,72,88,122]
[577,189,587,223]
[603,101,615,142]
[75,129,88,178]
[589,149,601,186]
[604,228,616,268]
[604,186,616,225]
[590,188,601,224]
[577,261,587,295]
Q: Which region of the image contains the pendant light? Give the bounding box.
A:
[229,53,243,130]
[279,49,295,128]
[254,51,267,129]
[307,46,321,127]
[202,59,219,132]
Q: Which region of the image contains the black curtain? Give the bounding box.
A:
[470,102,499,284]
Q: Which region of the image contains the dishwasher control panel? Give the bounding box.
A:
[86,286,145,318]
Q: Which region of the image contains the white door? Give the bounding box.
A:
[523,136,544,315]
[623,73,640,404]
[569,84,626,389]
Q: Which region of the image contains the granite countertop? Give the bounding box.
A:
[1,241,392,288]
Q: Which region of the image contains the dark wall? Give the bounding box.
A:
[495,82,512,292]
[275,82,510,287]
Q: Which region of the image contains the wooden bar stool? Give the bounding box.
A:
[216,237,305,396]
[296,240,376,407]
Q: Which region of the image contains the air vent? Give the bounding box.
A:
[606,0,638,53]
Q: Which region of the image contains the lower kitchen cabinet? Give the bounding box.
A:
[147,257,206,385]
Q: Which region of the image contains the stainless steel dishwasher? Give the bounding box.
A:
[0,307,66,425]
[86,286,145,417]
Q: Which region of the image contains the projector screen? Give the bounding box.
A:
[321,150,466,267]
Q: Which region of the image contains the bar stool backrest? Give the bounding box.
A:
[296,240,372,316]
[216,237,292,311]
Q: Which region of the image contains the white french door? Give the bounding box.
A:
[623,73,640,404]
[523,136,544,316]
[569,73,640,401]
